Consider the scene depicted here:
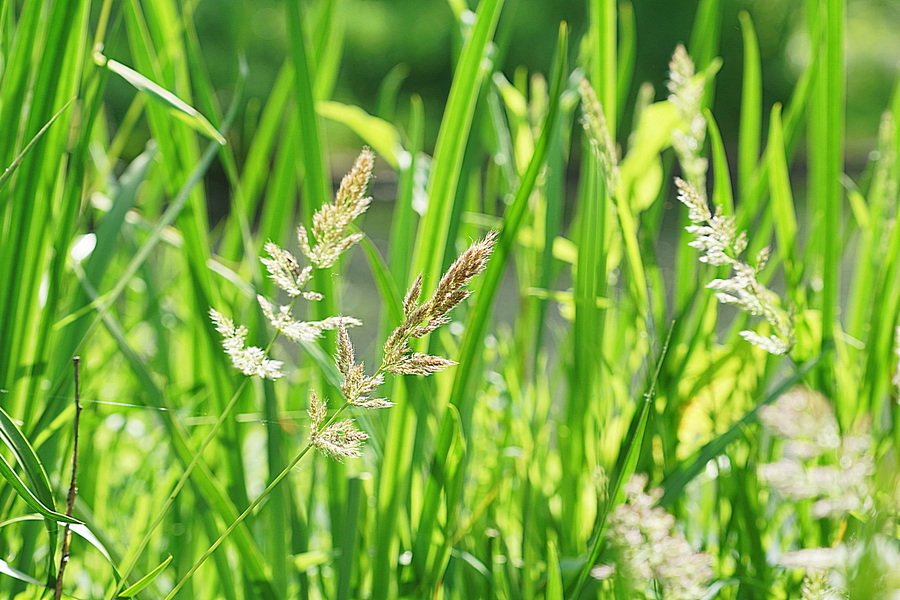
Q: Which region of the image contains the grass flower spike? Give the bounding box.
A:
[760,388,899,598]
[257,295,360,343]
[210,149,375,379]
[668,44,709,190]
[213,148,496,462]
[336,324,391,409]
[758,387,873,518]
[383,230,498,375]
[260,241,314,298]
[207,151,497,464]
[298,147,374,269]
[307,391,368,461]
[307,231,497,459]
[579,77,620,196]
[677,177,794,355]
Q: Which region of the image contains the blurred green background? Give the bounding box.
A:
[104,0,899,169]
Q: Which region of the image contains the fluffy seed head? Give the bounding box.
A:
[299,148,375,269]
[209,308,284,380]
[383,231,497,372]
[601,474,713,600]
[309,419,369,461]
[677,177,793,355]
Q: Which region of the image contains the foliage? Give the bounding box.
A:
[0,0,897,599]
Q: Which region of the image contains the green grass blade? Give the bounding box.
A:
[0,559,44,588]
[317,101,402,169]
[738,11,762,200]
[117,555,172,598]
[766,103,800,289]
[387,95,424,284]
[570,323,673,598]
[101,57,226,145]
[0,453,78,525]
[704,108,734,214]
[689,0,722,70]
[615,2,635,119]
[448,23,568,432]
[408,0,505,287]
[545,540,564,600]
[0,97,74,190]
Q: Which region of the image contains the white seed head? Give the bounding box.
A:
[209,308,284,380]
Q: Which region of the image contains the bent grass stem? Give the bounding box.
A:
[163,401,352,600]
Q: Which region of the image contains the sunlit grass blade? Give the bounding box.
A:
[117,555,172,598]
[689,0,722,70]
[570,322,672,598]
[100,57,226,144]
[408,0,505,286]
[738,11,762,200]
[449,22,568,432]
[0,98,74,190]
[766,103,800,289]
[387,95,424,285]
[317,101,402,169]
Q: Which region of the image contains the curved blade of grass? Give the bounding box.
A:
[19,498,135,592]
[0,406,78,527]
[0,453,77,524]
[101,57,225,144]
[117,555,172,598]
[317,101,402,169]
[0,408,60,514]
[0,559,44,588]
[375,63,410,120]
[69,523,121,581]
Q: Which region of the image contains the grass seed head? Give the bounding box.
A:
[299,148,374,269]
[602,474,712,600]
[383,231,497,373]
[676,177,794,355]
[209,308,285,380]
[579,77,620,196]
[668,44,709,189]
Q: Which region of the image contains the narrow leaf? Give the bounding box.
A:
[102,57,226,144]
[117,555,172,597]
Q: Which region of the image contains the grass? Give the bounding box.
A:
[0,0,898,599]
